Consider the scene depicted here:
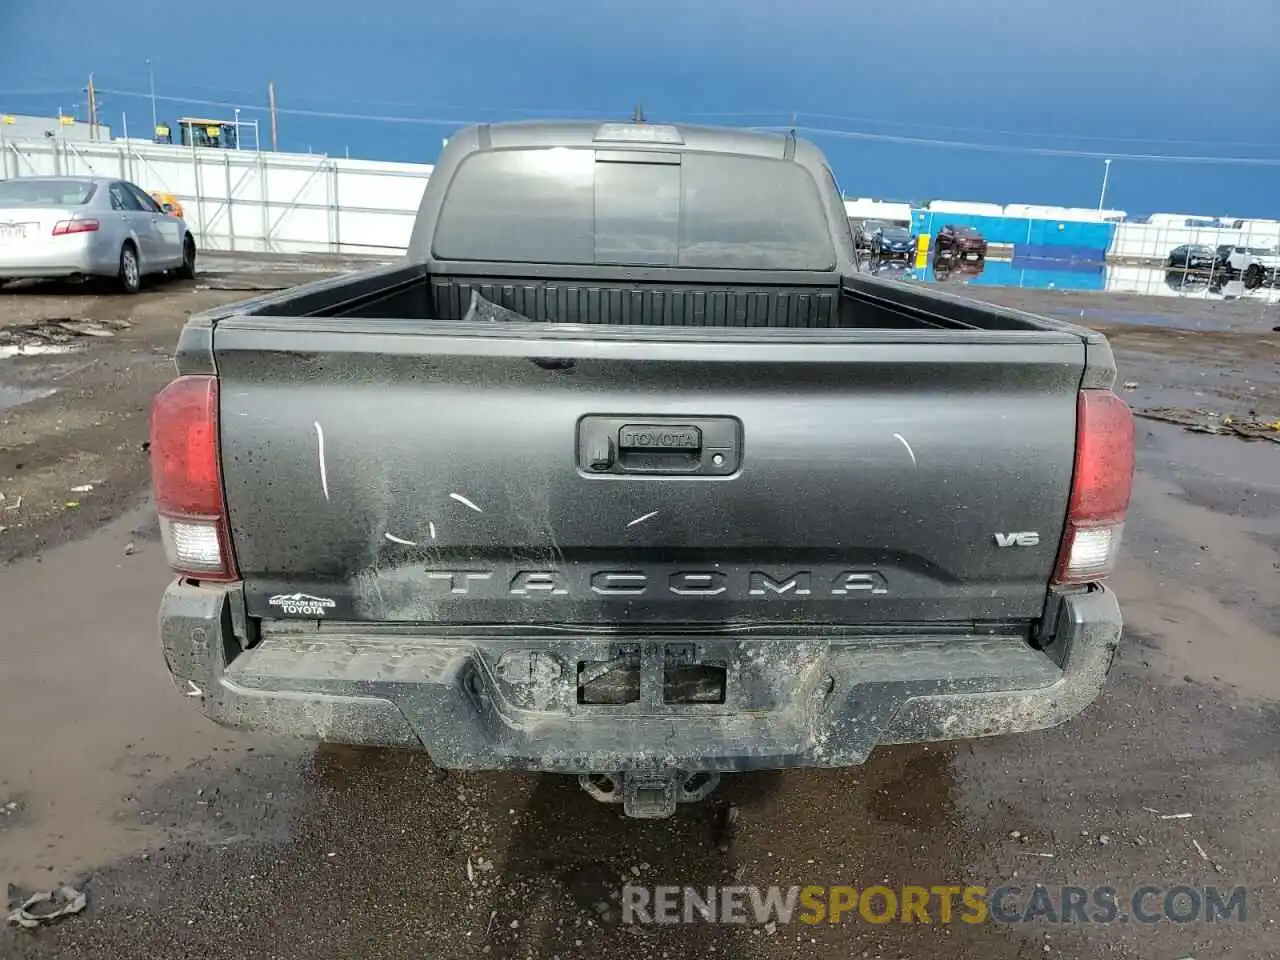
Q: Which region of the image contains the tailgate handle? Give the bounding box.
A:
[579,417,741,477]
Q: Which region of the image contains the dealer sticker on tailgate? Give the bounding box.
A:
[268,592,336,616]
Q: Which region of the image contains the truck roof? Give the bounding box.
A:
[443,119,829,165]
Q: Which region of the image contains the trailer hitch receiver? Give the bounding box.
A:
[579,770,721,819]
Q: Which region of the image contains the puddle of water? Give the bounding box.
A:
[921,258,1107,291]
[0,343,82,361]
[867,258,1280,305]
[0,384,56,410]
[1137,419,1280,496]
[866,257,1279,335]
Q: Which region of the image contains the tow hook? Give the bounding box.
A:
[579,770,721,819]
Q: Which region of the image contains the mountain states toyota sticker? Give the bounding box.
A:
[268,593,337,616]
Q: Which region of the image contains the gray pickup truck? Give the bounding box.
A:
[151,120,1133,818]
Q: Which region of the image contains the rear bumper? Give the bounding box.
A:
[159,584,1121,772]
[0,239,117,279]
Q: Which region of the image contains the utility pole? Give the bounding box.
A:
[146,59,157,133]
[268,81,279,152]
[87,73,98,141]
[1097,158,1112,212]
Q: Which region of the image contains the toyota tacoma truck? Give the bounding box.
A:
[151,120,1133,819]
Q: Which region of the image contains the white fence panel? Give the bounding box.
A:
[1110,222,1280,262]
[0,134,431,256]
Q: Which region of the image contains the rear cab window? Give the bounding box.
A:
[432,147,838,270]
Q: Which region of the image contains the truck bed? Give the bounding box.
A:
[240,260,1085,332]
[174,266,1108,631]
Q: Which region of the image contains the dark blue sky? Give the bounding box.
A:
[3,0,1279,217]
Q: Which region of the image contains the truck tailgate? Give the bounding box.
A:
[213,318,1084,625]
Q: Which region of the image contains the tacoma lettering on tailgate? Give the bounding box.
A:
[418,569,889,597]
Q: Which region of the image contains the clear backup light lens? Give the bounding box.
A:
[149,375,238,580]
[1052,390,1135,586]
[1062,523,1124,582]
[159,517,224,571]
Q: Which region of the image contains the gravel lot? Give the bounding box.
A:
[1,263,1277,959]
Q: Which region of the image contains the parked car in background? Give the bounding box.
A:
[1165,244,1224,271]
[854,219,888,251]
[1224,245,1280,289]
[150,191,186,220]
[934,224,988,261]
[0,176,197,293]
[871,225,914,259]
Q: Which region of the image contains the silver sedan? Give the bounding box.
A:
[0,176,196,293]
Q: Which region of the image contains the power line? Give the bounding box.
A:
[91,85,1280,164]
[48,75,1280,149]
[272,104,482,125]
[658,109,792,119]
[794,111,1280,150]
[772,125,1280,167]
[98,85,631,125]
[97,87,479,126]
[104,75,631,118]
[0,87,80,98]
[281,93,615,117]
[680,108,1280,149]
[97,88,261,112]
[176,80,266,99]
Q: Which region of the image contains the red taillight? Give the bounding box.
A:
[51,219,100,236]
[149,376,238,581]
[1053,389,1135,585]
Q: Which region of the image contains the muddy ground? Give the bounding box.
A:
[1,264,1277,959]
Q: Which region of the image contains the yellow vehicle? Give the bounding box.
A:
[151,191,185,220]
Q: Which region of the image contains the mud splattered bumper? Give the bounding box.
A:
[159,583,1121,772]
